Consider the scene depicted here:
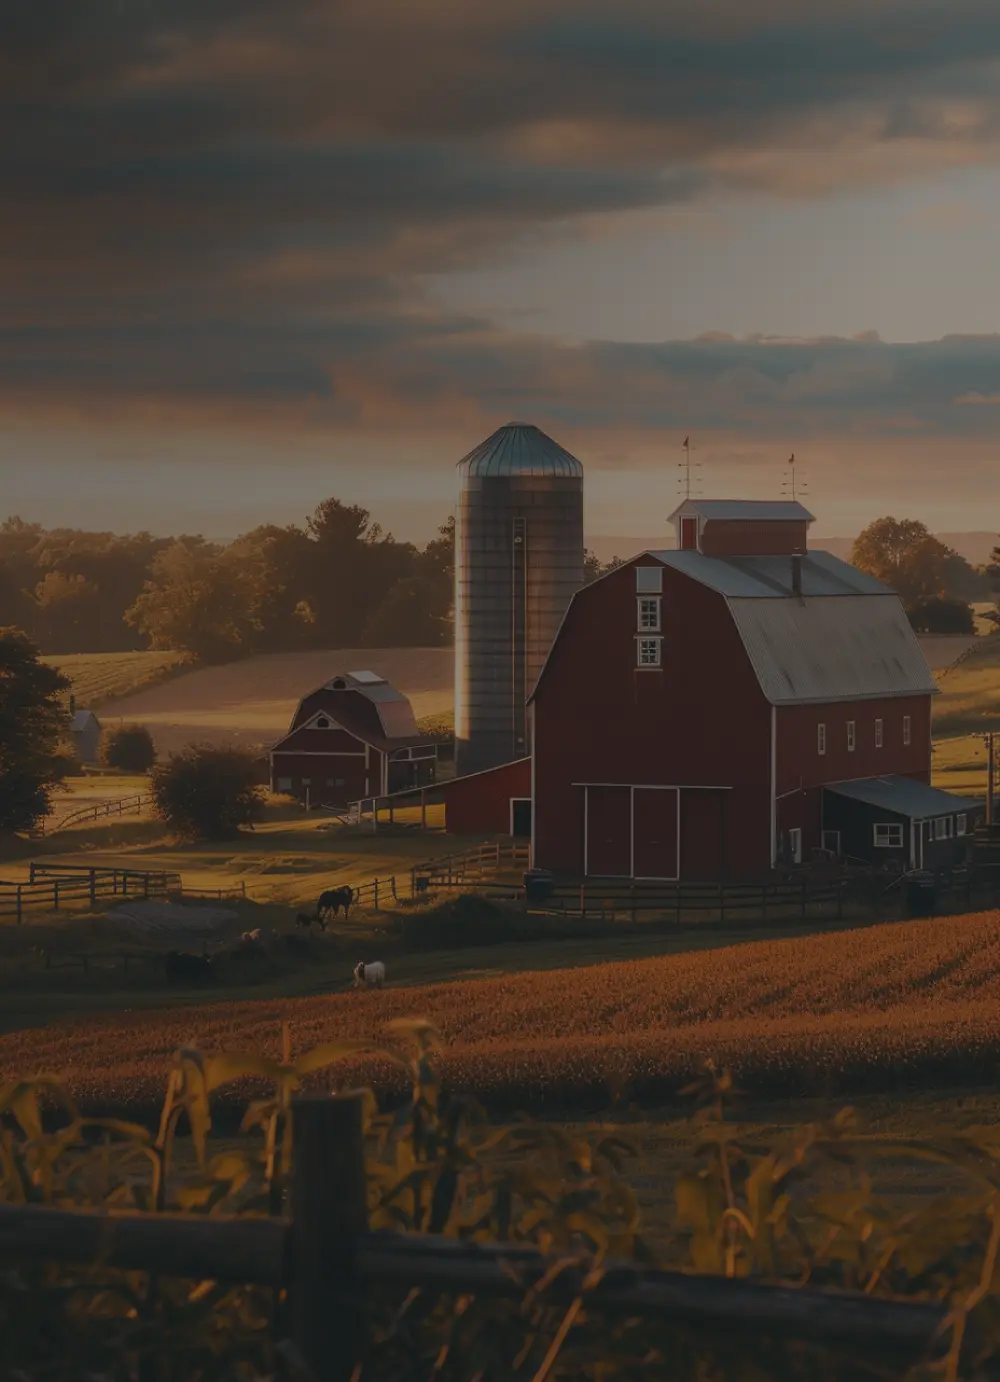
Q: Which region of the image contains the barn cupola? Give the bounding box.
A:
[668,499,815,558]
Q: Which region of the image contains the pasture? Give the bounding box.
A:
[96,645,453,756]
[6,909,1000,1114]
[43,649,190,707]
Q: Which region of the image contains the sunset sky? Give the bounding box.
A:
[5,0,1000,544]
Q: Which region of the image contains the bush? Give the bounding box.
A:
[906,597,975,634]
[150,744,263,840]
[101,722,156,772]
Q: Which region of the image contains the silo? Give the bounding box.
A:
[454,422,584,777]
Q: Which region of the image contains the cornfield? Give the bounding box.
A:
[6,911,1000,1112]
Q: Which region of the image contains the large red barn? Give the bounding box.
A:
[529,500,982,881]
[269,670,436,807]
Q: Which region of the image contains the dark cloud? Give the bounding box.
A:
[5,0,1000,424]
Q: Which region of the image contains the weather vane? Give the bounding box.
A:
[678,435,702,498]
[780,452,807,502]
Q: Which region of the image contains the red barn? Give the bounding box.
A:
[530,500,982,881]
[269,670,437,807]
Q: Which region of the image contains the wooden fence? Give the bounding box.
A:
[0,865,180,923]
[0,1093,949,1381]
[32,793,151,837]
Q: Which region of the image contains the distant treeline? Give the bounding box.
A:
[0,502,456,661]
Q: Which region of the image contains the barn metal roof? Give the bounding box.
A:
[825,776,981,819]
[645,549,886,598]
[668,499,815,523]
[726,594,937,704]
[457,423,584,479]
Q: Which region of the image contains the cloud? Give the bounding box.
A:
[6,0,1000,432]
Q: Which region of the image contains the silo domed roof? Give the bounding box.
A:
[457,423,584,479]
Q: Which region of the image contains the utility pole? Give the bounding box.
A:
[988,733,995,829]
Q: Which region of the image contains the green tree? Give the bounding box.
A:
[101,723,156,773]
[0,627,70,837]
[125,541,256,663]
[906,597,975,634]
[851,517,952,606]
[33,570,101,653]
[150,745,263,841]
[584,551,623,584]
[306,498,417,646]
[364,574,451,645]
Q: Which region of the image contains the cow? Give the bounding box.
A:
[316,886,355,921]
[353,960,385,989]
[164,951,215,984]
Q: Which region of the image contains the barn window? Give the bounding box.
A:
[635,566,662,593]
[817,723,826,755]
[277,777,292,792]
[934,816,953,840]
[874,718,883,749]
[903,715,911,746]
[636,637,661,667]
[637,596,661,631]
[874,823,903,848]
[316,716,330,729]
[956,813,968,836]
[846,721,856,752]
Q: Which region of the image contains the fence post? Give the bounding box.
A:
[53,880,59,911]
[801,879,807,919]
[89,869,97,907]
[29,863,36,884]
[373,878,379,911]
[16,885,22,925]
[291,1092,368,1382]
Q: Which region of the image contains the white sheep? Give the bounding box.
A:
[353,960,385,989]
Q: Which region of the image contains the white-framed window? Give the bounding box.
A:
[637,596,661,630]
[874,718,883,748]
[635,566,663,593]
[817,723,826,755]
[903,715,911,746]
[789,827,802,864]
[956,813,968,836]
[636,637,661,667]
[277,777,292,792]
[847,720,856,752]
[874,823,904,848]
[934,816,953,840]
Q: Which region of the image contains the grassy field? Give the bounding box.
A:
[43,649,191,708]
[6,909,1000,1114]
[98,646,453,756]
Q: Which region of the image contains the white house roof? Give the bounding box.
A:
[667,499,815,524]
[644,549,887,598]
[725,594,938,705]
[70,710,99,731]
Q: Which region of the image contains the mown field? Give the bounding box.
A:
[43,649,191,707]
[6,909,1000,1114]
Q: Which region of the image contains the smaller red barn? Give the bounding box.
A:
[439,757,531,835]
[269,670,437,807]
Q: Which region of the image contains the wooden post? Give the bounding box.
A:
[89,869,97,907]
[16,885,22,925]
[373,878,379,911]
[761,885,767,925]
[291,1092,368,1382]
[29,863,36,884]
[53,880,59,911]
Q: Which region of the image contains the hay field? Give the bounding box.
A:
[933,635,1000,737]
[7,910,1000,1112]
[43,650,190,708]
[100,647,453,756]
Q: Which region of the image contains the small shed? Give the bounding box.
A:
[70,709,101,765]
[822,776,984,871]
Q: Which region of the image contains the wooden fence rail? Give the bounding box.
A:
[0,867,180,922]
[0,1093,950,1381]
[33,793,152,837]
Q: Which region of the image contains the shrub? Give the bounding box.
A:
[907,597,975,634]
[150,744,263,841]
[101,722,156,772]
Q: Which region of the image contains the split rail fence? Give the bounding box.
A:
[0,865,181,923]
[31,793,151,837]
[0,1093,949,1382]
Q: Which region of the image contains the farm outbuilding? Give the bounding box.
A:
[527,498,965,883]
[69,709,101,765]
[269,670,437,808]
[348,756,531,837]
[822,777,984,871]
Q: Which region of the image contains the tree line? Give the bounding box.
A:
[0,502,456,661]
[0,505,994,661]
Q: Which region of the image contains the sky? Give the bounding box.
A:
[5,0,1000,545]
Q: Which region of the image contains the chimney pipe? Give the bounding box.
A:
[791,552,802,598]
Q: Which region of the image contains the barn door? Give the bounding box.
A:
[585,787,631,877]
[632,788,679,880]
[679,790,727,882]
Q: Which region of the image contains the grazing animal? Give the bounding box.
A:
[317,886,354,921]
[353,960,385,989]
[164,951,214,984]
[296,911,325,931]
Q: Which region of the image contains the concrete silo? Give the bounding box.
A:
[454,422,584,777]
